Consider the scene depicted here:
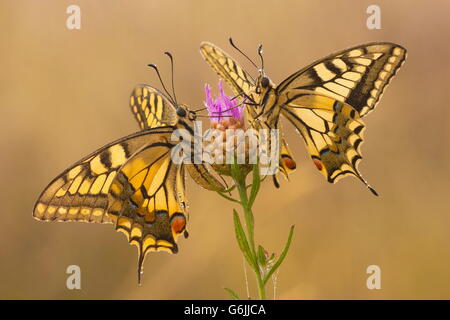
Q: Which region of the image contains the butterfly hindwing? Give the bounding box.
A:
[280,91,377,194]
[107,130,189,280]
[276,42,407,117]
[105,118,226,281]
[274,126,296,187]
[33,129,174,223]
[186,163,227,191]
[130,84,178,129]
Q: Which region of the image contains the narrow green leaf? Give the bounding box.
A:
[263,225,295,284]
[245,205,254,241]
[224,287,240,300]
[248,164,261,208]
[233,209,257,270]
[241,196,254,249]
[223,184,237,193]
[216,191,241,203]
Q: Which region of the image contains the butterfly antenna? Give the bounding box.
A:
[147,63,175,104]
[193,106,209,113]
[164,51,178,105]
[212,102,245,114]
[229,37,259,69]
[230,92,246,101]
[258,44,265,72]
[195,114,234,118]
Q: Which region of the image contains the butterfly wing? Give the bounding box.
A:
[278,91,377,195]
[200,42,255,97]
[107,130,189,282]
[186,163,227,192]
[33,128,174,223]
[132,83,227,193]
[200,41,296,185]
[270,43,406,192]
[273,124,296,188]
[276,42,407,117]
[130,84,178,129]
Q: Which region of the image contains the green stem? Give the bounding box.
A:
[226,163,294,300]
[232,164,266,300]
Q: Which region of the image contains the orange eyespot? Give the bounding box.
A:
[313,158,323,171]
[282,157,297,170]
[171,215,186,234]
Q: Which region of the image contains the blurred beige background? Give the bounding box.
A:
[1,0,449,299]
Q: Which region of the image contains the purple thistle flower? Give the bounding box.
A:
[204,80,243,123]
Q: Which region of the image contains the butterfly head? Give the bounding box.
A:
[255,74,274,94]
[255,43,273,91]
[176,105,197,121]
[227,38,273,95]
[260,76,270,89]
[255,44,276,101]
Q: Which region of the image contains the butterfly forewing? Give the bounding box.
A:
[130,84,178,130]
[276,42,407,117]
[200,42,255,97]
[33,129,173,224]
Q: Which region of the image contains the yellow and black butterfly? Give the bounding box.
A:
[200,40,407,194]
[33,54,224,283]
[200,41,297,187]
